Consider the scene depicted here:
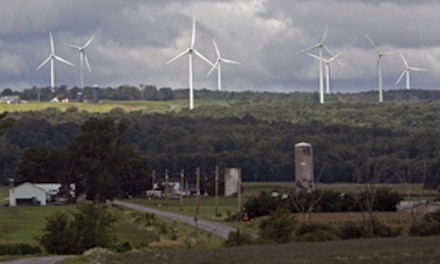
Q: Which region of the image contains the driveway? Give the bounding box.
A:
[113,200,236,239]
[1,256,72,264]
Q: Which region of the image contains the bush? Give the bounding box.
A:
[39,202,118,254]
[224,229,255,247]
[0,243,41,255]
[371,218,402,237]
[259,208,296,243]
[339,221,366,239]
[295,222,339,242]
[410,210,440,236]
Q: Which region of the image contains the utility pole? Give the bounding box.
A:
[152,170,156,190]
[215,165,219,218]
[180,169,184,211]
[165,169,169,208]
[196,167,200,214]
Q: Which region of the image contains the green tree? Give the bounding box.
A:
[39,202,117,254]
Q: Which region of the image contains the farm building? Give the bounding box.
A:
[224,168,241,197]
[397,201,440,214]
[8,182,75,207]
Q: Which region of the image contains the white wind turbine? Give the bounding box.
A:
[167,16,213,110]
[66,33,97,88]
[36,32,74,91]
[298,24,334,104]
[365,34,396,103]
[395,51,428,90]
[307,52,342,95]
[208,39,239,91]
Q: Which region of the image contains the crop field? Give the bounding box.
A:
[0,99,229,113]
[66,235,440,264]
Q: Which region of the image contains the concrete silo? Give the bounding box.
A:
[295,142,315,192]
[224,168,241,197]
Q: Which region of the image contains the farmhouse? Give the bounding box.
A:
[8,182,75,206]
[0,95,21,104]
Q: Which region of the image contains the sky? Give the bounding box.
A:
[1,0,440,93]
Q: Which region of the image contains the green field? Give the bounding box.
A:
[0,99,229,113]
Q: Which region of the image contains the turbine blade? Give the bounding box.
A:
[191,16,196,48]
[321,24,328,43]
[410,67,428,71]
[297,44,320,54]
[207,61,218,76]
[83,32,96,49]
[212,39,220,57]
[324,45,335,57]
[166,49,189,64]
[399,51,408,67]
[193,48,213,66]
[36,56,51,70]
[364,33,381,53]
[307,53,320,61]
[49,32,55,54]
[54,55,74,66]
[222,58,240,64]
[395,70,406,85]
[383,50,398,56]
[66,44,81,50]
[84,53,92,74]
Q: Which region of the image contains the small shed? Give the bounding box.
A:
[9,182,47,206]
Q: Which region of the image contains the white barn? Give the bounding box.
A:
[9,182,47,206]
[8,182,75,206]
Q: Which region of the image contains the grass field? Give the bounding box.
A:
[65,235,440,264]
[0,203,222,250]
[0,99,229,113]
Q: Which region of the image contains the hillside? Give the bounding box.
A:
[1,91,440,189]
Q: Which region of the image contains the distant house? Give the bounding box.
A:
[0,95,21,104]
[8,182,75,207]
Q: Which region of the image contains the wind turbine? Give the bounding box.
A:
[208,39,239,91]
[36,32,74,91]
[66,32,96,88]
[307,52,342,95]
[298,24,334,104]
[395,51,428,90]
[167,16,213,110]
[365,34,396,103]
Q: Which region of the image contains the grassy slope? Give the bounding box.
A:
[69,236,440,264]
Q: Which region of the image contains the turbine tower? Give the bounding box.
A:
[36,32,74,91]
[67,33,96,88]
[208,39,239,91]
[167,16,213,110]
[298,24,334,104]
[308,52,342,95]
[365,34,396,103]
[395,52,428,90]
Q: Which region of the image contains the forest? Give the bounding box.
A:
[1,88,440,198]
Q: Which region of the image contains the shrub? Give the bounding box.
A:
[0,243,41,255]
[38,202,118,254]
[259,208,296,243]
[371,218,402,237]
[295,222,339,242]
[339,221,366,239]
[409,210,440,236]
[224,229,255,247]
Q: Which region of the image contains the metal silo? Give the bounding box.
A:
[92,85,100,103]
[295,142,315,192]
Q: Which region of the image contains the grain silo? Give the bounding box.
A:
[92,85,100,103]
[224,168,241,197]
[295,142,315,192]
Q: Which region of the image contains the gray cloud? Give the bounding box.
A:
[0,0,439,92]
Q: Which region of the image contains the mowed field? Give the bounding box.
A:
[0,99,229,113]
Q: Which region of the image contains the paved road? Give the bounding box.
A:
[1,256,72,264]
[113,200,236,239]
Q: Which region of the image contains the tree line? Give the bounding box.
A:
[1,97,440,192]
